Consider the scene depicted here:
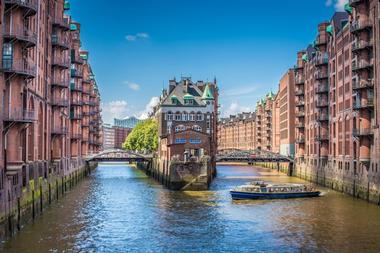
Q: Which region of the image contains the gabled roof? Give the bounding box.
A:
[202,83,214,100]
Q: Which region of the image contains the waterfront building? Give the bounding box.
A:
[153,77,218,189]
[114,116,141,129]
[293,2,380,203]
[276,70,296,157]
[113,126,132,149]
[0,0,102,230]
[102,124,115,150]
[217,112,256,152]
[255,92,276,151]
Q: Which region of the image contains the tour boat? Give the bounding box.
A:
[230,181,321,200]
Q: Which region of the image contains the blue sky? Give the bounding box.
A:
[69,0,345,123]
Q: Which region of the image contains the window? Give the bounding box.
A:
[196,113,204,121]
[167,112,173,121]
[2,43,13,68]
[184,99,193,105]
[175,113,181,121]
[182,113,188,121]
[175,125,185,132]
[189,139,201,144]
[189,114,195,121]
[175,138,186,144]
[167,124,171,134]
[192,125,202,132]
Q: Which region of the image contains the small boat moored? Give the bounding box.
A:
[230,181,321,200]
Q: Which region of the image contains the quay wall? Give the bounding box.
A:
[0,160,97,241]
[138,156,215,191]
[251,161,380,205]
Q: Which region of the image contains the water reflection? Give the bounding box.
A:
[1,163,380,252]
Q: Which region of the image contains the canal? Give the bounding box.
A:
[1,163,380,252]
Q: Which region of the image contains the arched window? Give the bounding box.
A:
[166,111,173,121]
[196,112,203,121]
[192,125,202,132]
[175,125,185,132]
[175,112,181,121]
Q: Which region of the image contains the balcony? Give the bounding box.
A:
[296,122,305,128]
[51,98,69,107]
[316,100,328,108]
[52,126,68,135]
[296,111,305,118]
[82,121,90,127]
[71,69,83,78]
[295,76,305,85]
[353,99,374,110]
[3,109,36,123]
[316,84,328,94]
[352,40,373,53]
[70,112,83,120]
[315,72,328,80]
[350,20,373,33]
[294,64,304,71]
[4,0,38,17]
[315,134,329,142]
[71,133,82,140]
[352,59,374,72]
[52,34,70,50]
[295,88,304,96]
[295,99,305,107]
[316,114,329,122]
[315,55,329,66]
[51,78,69,88]
[315,36,327,46]
[1,59,36,78]
[52,17,70,31]
[70,83,83,92]
[353,128,374,137]
[71,98,83,106]
[296,137,305,144]
[3,26,37,48]
[52,57,70,69]
[352,79,374,90]
[71,52,84,65]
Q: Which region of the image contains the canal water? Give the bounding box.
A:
[1,163,380,253]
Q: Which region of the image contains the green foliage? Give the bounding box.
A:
[123,119,158,152]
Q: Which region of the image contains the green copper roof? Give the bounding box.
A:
[64,1,70,10]
[302,54,308,62]
[344,3,352,14]
[202,83,214,100]
[183,93,194,99]
[80,54,88,60]
[261,98,266,105]
[326,24,333,36]
[267,91,275,100]
[70,23,77,31]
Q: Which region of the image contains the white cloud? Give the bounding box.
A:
[221,86,258,98]
[138,97,160,120]
[124,81,140,91]
[125,35,137,41]
[125,32,149,42]
[102,100,130,124]
[222,102,251,118]
[137,33,149,39]
[326,0,346,11]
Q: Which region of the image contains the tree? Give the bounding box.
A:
[123,119,158,152]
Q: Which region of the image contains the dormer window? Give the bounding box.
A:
[171,95,179,105]
[183,93,194,105]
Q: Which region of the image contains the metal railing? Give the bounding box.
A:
[353,128,373,137]
[315,72,328,79]
[52,57,70,68]
[52,126,68,135]
[51,34,69,48]
[51,78,69,88]
[352,59,374,71]
[353,99,374,109]
[71,98,83,106]
[51,97,69,107]
[3,26,37,45]
[4,0,38,12]
[316,100,328,107]
[316,114,329,121]
[52,17,70,30]
[70,83,83,92]
[316,84,328,93]
[315,134,329,141]
[352,40,373,51]
[1,59,36,77]
[3,109,36,122]
[350,20,373,33]
[352,79,374,90]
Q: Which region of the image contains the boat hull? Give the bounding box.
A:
[230,191,321,200]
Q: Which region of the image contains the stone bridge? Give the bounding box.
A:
[216,149,294,163]
[86,149,153,162]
